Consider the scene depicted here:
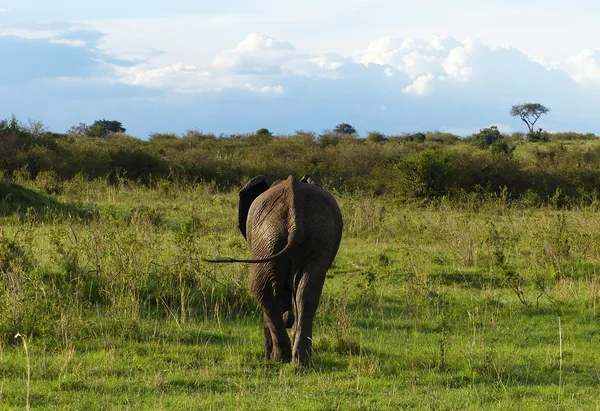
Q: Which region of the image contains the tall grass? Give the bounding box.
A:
[2,174,600,408]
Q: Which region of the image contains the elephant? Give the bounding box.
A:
[206,175,343,365]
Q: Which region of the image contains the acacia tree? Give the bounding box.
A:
[68,120,126,138]
[510,103,550,135]
[333,123,357,135]
[89,120,126,138]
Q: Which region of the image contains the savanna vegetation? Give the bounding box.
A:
[1,115,600,409]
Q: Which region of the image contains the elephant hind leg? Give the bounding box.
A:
[262,306,292,362]
[292,264,327,365]
[250,259,293,361]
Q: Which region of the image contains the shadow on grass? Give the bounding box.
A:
[0,180,92,221]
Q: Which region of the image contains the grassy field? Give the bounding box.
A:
[1,176,600,409]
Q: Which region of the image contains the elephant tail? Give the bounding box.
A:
[202,244,293,264]
[204,176,303,264]
[202,231,297,263]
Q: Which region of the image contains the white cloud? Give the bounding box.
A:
[111,33,347,92]
[353,36,479,92]
[402,73,435,95]
[307,53,344,70]
[353,37,405,66]
[259,85,285,94]
[402,51,438,78]
[282,52,345,78]
[0,8,8,13]
[243,83,285,95]
[441,38,479,81]
[115,63,212,91]
[231,33,294,53]
[353,36,459,69]
[49,38,86,47]
[0,27,58,39]
[564,49,600,84]
[212,33,297,74]
[5,26,600,136]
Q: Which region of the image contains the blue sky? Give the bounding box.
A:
[1,1,600,137]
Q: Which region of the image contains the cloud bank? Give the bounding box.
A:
[2,28,600,138]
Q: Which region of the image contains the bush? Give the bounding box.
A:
[472,126,503,149]
[527,129,550,142]
[425,131,460,144]
[319,132,342,148]
[396,149,457,198]
[366,131,387,144]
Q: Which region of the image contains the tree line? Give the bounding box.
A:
[1,113,600,207]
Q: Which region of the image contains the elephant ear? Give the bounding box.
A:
[238,175,270,239]
[300,173,321,187]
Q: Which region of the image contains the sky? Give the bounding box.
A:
[1,1,600,138]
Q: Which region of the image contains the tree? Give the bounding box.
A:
[333,123,357,135]
[246,128,274,145]
[90,119,126,138]
[366,131,387,144]
[318,131,342,148]
[66,122,89,137]
[409,132,426,143]
[526,128,549,143]
[510,103,550,135]
[472,126,503,149]
[255,128,273,137]
[397,149,457,198]
[67,120,126,138]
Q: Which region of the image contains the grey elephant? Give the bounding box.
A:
[206,175,342,364]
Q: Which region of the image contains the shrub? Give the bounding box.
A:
[366,131,387,144]
[396,149,457,198]
[472,126,503,149]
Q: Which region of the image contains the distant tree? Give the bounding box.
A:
[510,103,550,135]
[410,132,426,143]
[293,130,317,145]
[67,120,126,139]
[93,119,126,138]
[246,128,274,145]
[318,131,342,148]
[425,131,460,144]
[489,138,514,157]
[472,126,503,149]
[526,128,550,143]
[256,128,273,137]
[397,149,457,198]
[0,115,31,153]
[149,132,179,142]
[333,123,357,135]
[66,122,90,137]
[366,131,387,144]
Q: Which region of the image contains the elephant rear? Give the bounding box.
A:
[237,175,343,364]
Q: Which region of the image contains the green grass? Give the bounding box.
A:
[2,178,600,409]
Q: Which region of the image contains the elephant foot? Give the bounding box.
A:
[282,310,295,328]
[293,350,312,366]
[270,346,292,362]
[292,350,310,366]
[292,338,313,366]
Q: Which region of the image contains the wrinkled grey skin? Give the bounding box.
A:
[206,175,342,365]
